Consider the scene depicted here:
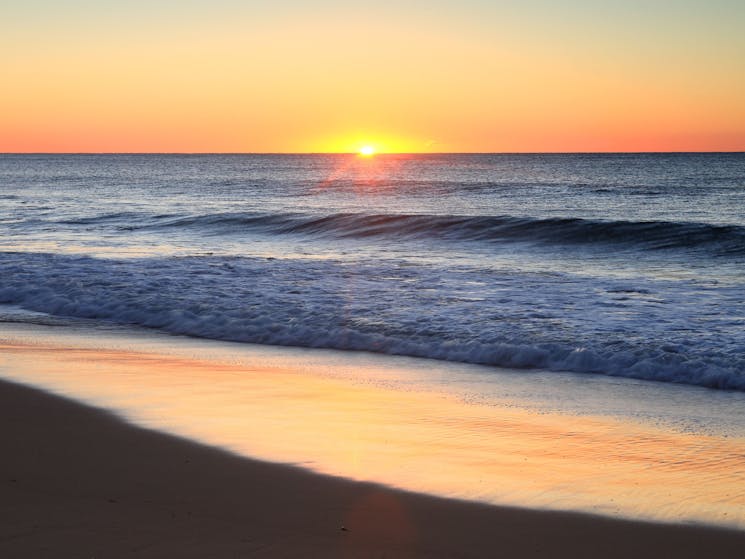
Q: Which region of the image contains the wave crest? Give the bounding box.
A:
[115,212,745,254]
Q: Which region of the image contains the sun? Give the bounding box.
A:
[359,145,376,157]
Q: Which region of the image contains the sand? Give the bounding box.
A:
[2,377,745,558]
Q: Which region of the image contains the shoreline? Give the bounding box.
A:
[2,377,745,558]
[2,322,745,532]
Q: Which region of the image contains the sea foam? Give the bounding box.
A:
[1,251,743,391]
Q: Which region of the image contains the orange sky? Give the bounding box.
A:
[2,1,744,152]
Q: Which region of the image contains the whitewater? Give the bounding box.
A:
[1,153,744,390]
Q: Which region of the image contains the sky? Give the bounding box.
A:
[2,1,744,153]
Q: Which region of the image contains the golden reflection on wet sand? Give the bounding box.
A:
[1,334,744,528]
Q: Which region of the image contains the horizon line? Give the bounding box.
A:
[2,150,744,156]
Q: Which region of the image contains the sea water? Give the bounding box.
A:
[1,153,743,390]
[2,153,745,527]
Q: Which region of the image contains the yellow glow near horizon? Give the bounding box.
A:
[359,145,376,156]
[312,134,421,154]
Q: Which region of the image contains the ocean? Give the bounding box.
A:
[3,152,745,526]
[1,153,743,390]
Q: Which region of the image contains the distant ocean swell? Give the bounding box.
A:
[1,251,743,391]
[51,211,745,255]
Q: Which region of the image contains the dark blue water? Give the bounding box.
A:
[1,153,744,389]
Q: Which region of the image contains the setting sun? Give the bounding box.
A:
[359,145,376,157]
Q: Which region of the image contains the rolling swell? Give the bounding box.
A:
[123,212,745,255]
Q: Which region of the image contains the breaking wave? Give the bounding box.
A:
[1,251,743,391]
[67,211,745,255]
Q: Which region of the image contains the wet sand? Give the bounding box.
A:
[3,327,745,529]
[2,377,745,558]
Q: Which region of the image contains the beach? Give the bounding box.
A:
[3,0,745,553]
[2,153,745,556]
[3,367,745,558]
[2,323,745,557]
